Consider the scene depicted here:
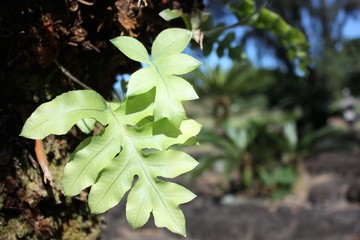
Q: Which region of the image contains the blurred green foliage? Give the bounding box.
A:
[191,104,347,199]
[184,0,360,200]
[200,0,310,73]
[162,0,360,200]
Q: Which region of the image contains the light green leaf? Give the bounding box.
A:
[76,118,96,134]
[126,68,156,96]
[151,75,198,124]
[151,28,192,60]
[21,28,201,237]
[22,89,199,236]
[89,146,197,236]
[87,106,199,236]
[153,53,200,75]
[110,36,150,64]
[159,8,183,21]
[141,181,195,236]
[144,150,198,178]
[119,28,199,125]
[284,121,298,150]
[62,123,122,196]
[20,90,109,139]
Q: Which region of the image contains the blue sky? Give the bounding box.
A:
[342,16,360,39]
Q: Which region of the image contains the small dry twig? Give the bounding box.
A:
[76,0,94,6]
[54,60,93,90]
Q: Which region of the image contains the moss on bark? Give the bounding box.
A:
[0,132,103,239]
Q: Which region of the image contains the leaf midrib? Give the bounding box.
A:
[153,33,189,60]
[151,62,170,97]
[92,153,132,210]
[68,131,117,193]
[110,109,183,233]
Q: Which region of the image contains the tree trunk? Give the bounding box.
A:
[0,132,103,239]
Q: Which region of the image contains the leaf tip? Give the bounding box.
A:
[19,128,35,139]
[109,37,117,44]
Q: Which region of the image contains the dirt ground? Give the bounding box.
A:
[101,152,360,240]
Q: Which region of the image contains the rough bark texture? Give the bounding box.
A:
[0,0,203,239]
[0,132,104,239]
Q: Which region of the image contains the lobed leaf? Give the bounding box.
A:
[152,28,192,61]
[86,107,199,236]
[21,28,201,237]
[20,90,109,139]
[110,36,150,64]
[123,28,200,125]
[62,123,122,196]
[153,53,201,75]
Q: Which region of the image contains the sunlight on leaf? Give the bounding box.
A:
[21,28,201,237]
[20,90,109,139]
[159,8,183,21]
[114,28,200,125]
